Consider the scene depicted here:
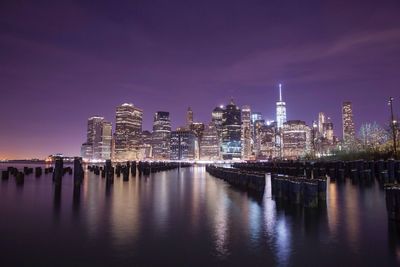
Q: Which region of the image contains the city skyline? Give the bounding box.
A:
[1,84,398,159]
[1,1,400,158]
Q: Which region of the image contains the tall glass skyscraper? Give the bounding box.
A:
[152,111,171,160]
[81,116,112,161]
[342,101,355,149]
[221,99,241,160]
[170,128,196,160]
[114,103,143,161]
[276,84,287,129]
[186,107,193,126]
[200,122,220,160]
[212,106,224,146]
[241,105,252,160]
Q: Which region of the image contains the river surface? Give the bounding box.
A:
[0,163,399,266]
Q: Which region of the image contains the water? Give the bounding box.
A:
[0,164,399,266]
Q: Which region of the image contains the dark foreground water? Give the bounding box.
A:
[1,164,400,266]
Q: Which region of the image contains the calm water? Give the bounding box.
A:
[0,163,400,266]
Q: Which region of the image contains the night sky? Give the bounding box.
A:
[1,0,400,159]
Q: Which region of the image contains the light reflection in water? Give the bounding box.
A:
[276,217,291,266]
[206,173,229,259]
[327,181,339,239]
[153,171,169,233]
[110,174,140,247]
[344,180,360,252]
[214,190,229,258]
[0,164,397,266]
[248,201,262,247]
[263,174,277,241]
[84,171,105,238]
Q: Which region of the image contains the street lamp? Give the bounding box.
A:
[388,97,397,158]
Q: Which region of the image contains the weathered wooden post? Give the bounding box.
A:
[1,170,9,180]
[73,157,84,186]
[52,157,63,185]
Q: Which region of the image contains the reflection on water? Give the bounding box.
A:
[0,164,399,266]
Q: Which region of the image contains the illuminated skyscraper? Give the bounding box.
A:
[200,122,220,160]
[253,119,266,156]
[100,121,112,160]
[241,105,252,160]
[282,120,311,159]
[323,122,334,142]
[190,122,205,139]
[221,99,241,160]
[257,123,277,159]
[114,103,143,160]
[342,101,355,149]
[251,112,263,150]
[170,128,197,160]
[190,122,205,159]
[139,130,152,159]
[152,111,171,159]
[187,107,193,126]
[212,106,224,141]
[318,112,326,136]
[276,83,287,129]
[81,116,112,161]
[251,112,263,125]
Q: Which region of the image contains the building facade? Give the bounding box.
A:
[241,105,252,160]
[276,84,287,129]
[187,107,193,126]
[80,116,112,161]
[152,111,171,160]
[342,101,355,150]
[318,112,326,137]
[257,124,277,159]
[139,130,152,159]
[221,99,241,160]
[282,120,311,159]
[200,122,220,160]
[114,103,143,161]
[170,129,197,160]
[212,106,224,144]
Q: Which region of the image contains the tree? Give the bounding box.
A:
[358,122,389,151]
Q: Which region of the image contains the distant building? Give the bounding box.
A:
[241,105,252,160]
[251,112,264,149]
[318,112,326,137]
[190,122,205,139]
[221,99,241,160]
[114,103,143,161]
[80,143,93,161]
[100,121,112,160]
[282,120,311,159]
[212,106,224,144]
[257,123,277,159]
[253,119,266,157]
[276,84,287,129]
[139,130,152,159]
[187,107,193,126]
[152,111,171,160]
[200,122,220,160]
[190,122,205,159]
[170,129,197,160]
[323,122,334,142]
[80,116,112,161]
[342,101,355,149]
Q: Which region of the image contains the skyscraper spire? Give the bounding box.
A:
[276,83,287,129]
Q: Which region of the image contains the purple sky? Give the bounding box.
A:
[1,0,400,159]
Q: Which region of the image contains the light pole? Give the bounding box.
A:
[388,97,397,158]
